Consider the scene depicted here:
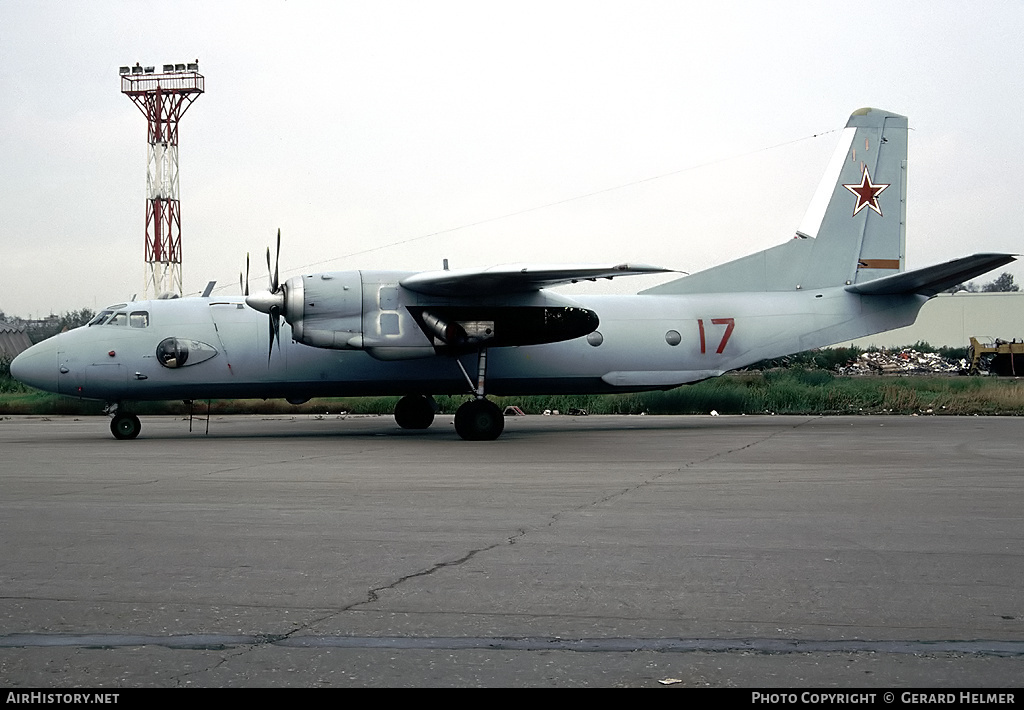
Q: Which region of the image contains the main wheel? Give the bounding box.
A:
[454,399,504,441]
[110,413,141,440]
[394,395,436,430]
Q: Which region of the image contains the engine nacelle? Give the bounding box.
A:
[254,270,600,359]
[283,271,364,349]
[276,271,435,358]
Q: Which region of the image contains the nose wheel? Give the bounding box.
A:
[110,412,141,440]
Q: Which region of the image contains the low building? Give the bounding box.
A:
[842,292,1024,350]
[0,322,33,361]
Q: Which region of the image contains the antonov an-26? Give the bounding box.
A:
[11,108,1016,440]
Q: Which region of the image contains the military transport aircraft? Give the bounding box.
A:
[11,108,1016,440]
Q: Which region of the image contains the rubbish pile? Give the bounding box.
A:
[836,348,967,376]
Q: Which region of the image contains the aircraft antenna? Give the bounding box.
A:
[120,61,204,300]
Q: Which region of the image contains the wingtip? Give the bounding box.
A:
[612,262,679,274]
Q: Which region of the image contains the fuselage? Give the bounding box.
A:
[11,285,924,404]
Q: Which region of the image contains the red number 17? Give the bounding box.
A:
[697,318,735,354]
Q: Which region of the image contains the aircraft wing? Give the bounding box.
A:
[845,253,1017,297]
[400,263,675,297]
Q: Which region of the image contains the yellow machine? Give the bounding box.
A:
[968,337,1024,376]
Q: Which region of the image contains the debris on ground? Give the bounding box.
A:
[836,348,967,376]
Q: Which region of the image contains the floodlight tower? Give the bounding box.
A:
[120,61,204,298]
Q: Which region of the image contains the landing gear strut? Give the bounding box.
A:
[394,395,436,429]
[453,349,505,441]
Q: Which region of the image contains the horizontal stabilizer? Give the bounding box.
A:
[401,263,675,297]
[845,253,1017,297]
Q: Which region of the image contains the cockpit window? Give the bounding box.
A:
[88,310,114,326]
[88,310,150,328]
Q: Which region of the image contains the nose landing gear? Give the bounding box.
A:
[105,404,141,440]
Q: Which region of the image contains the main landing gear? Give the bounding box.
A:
[393,392,503,440]
[453,399,503,441]
[453,348,504,441]
[394,394,436,430]
[394,349,505,441]
[105,404,141,440]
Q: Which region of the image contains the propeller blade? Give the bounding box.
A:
[267,305,282,362]
[258,230,284,363]
[239,252,252,297]
[273,228,281,293]
[271,305,281,345]
[266,246,273,290]
[267,306,275,362]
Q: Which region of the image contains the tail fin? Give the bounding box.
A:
[643,107,909,295]
[805,107,908,286]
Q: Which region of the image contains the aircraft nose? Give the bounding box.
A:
[10,340,58,393]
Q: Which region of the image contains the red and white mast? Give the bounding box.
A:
[120,61,204,299]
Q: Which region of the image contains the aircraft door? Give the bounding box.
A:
[207,302,264,377]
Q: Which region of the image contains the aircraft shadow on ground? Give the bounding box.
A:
[116,414,728,441]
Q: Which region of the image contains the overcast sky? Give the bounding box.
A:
[2,0,1022,317]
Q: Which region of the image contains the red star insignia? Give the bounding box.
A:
[843,166,889,216]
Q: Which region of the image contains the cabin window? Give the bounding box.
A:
[156,338,189,368]
[156,337,218,369]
